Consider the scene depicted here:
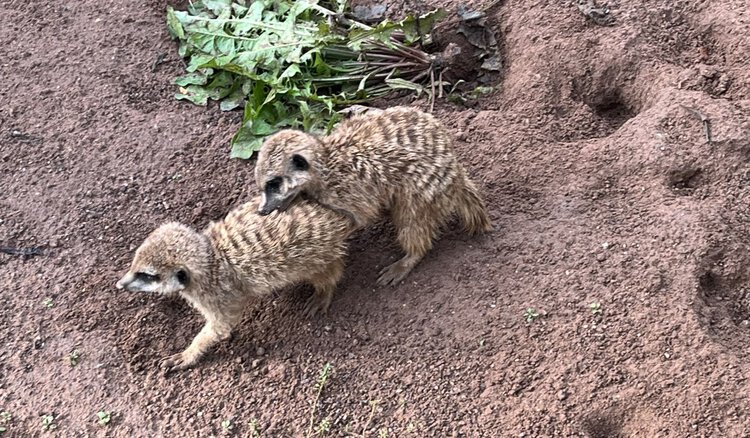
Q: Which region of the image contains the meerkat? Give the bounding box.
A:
[116,198,353,372]
[254,106,492,287]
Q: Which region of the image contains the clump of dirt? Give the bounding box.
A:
[1,0,750,436]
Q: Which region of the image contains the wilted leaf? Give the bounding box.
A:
[351,4,387,23]
[457,4,486,22]
[480,55,502,72]
[386,78,426,95]
[166,7,185,39]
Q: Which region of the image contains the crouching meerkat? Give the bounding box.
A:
[116,198,353,371]
[254,106,492,286]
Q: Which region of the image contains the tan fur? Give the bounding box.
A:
[254,106,492,286]
[116,198,353,371]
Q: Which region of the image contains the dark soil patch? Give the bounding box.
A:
[1,0,750,436]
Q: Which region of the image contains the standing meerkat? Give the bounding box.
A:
[254,106,492,286]
[116,198,353,372]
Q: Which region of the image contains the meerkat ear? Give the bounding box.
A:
[291,154,309,171]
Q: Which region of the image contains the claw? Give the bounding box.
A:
[304,294,331,318]
[159,352,193,374]
[377,262,409,286]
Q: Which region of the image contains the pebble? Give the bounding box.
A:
[596,252,607,262]
[256,347,265,356]
[557,390,568,401]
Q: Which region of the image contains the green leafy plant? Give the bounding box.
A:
[590,302,602,315]
[41,414,56,431]
[43,298,54,308]
[524,308,540,323]
[314,417,331,435]
[69,350,82,367]
[248,418,261,437]
[166,0,448,158]
[97,411,111,426]
[306,362,333,437]
[222,418,234,433]
[0,410,10,434]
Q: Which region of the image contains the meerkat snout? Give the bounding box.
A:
[257,155,313,215]
[257,176,291,215]
[115,272,133,290]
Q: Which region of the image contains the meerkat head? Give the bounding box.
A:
[116,223,211,296]
[255,130,321,216]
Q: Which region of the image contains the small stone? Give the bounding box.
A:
[557,390,568,401]
[251,359,263,369]
[234,357,243,364]
[192,206,205,218]
[256,347,266,356]
[596,253,607,262]
[741,320,749,327]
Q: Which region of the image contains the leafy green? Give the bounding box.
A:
[166,0,446,157]
[97,411,112,427]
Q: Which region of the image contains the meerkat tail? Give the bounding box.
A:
[457,175,493,235]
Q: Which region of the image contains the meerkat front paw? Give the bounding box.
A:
[160,352,196,373]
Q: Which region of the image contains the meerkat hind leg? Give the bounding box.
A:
[377,253,423,286]
[378,217,439,286]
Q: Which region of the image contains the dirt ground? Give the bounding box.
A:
[1,0,749,436]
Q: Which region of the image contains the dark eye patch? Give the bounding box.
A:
[265,177,283,193]
[176,269,190,286]
[136,272,160,282]
[291,154,309,171]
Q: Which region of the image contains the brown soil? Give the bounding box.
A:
[1,0,749,436]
